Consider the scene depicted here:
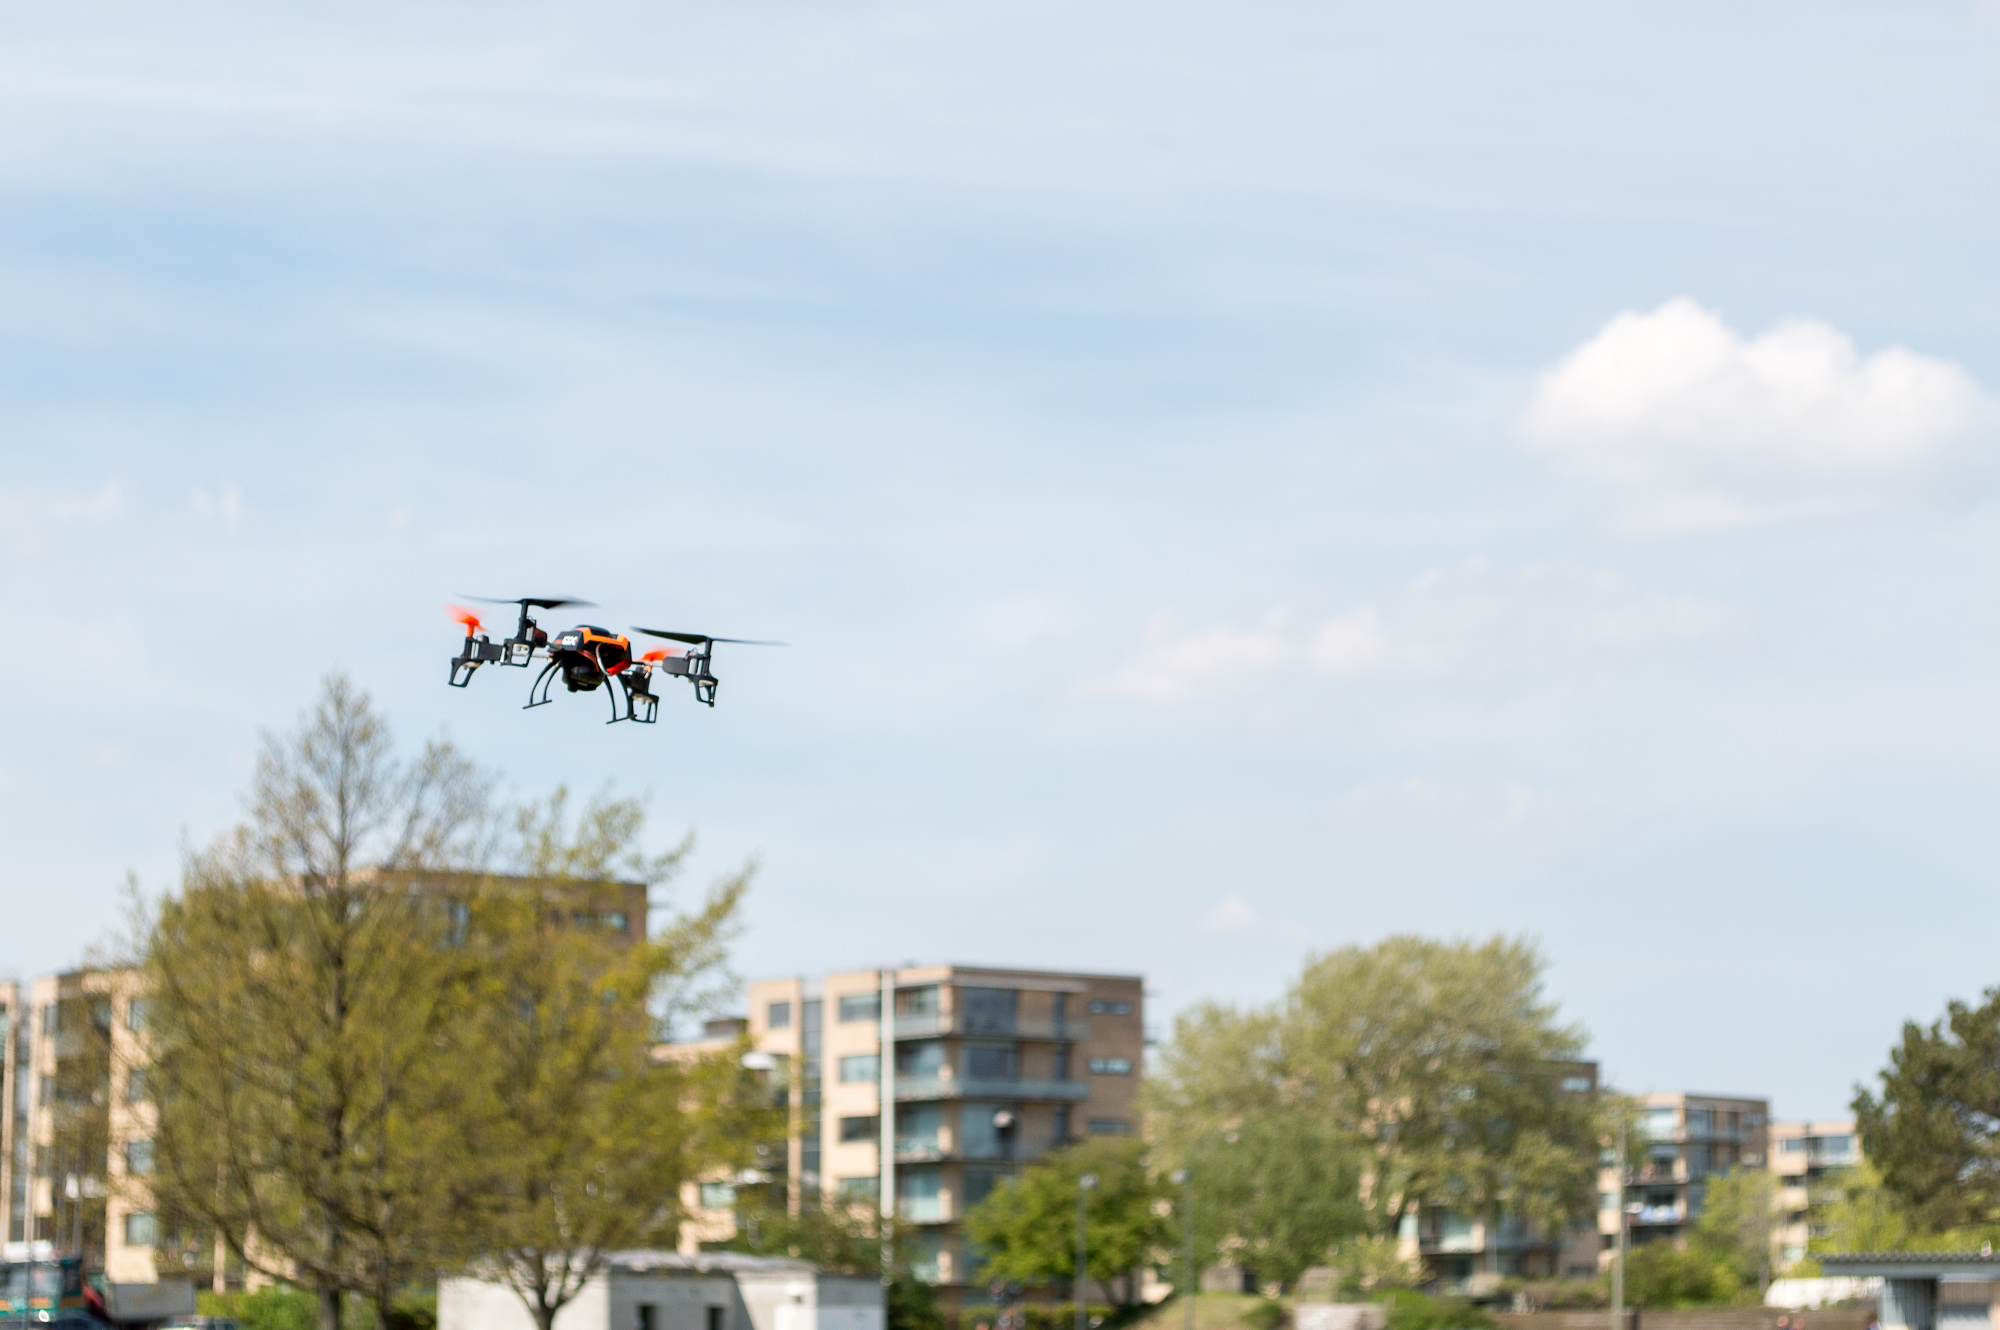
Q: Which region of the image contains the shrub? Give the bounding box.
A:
[197,1287,317,1330]
[1245,1299,1289,1330]
[1622,1244,1744,1309]
[1383,1290,1494,1330]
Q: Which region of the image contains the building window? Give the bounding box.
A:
[1053,1104,1071,1141]
[959,988,1018,1035]
[125,999,149,1033]
[838,993,881,1023]
[123,1212,156,1247]
[1052,1046,1071,1080]
[960,1105,1010,1159]
[895,1041,944,1078]
[767,1001,792,1030]
[601,911,628,932]
[838,1054,881,1084]
[1087,999,1131,1016]
[125,1141,155,1176]
[898,1168,945,1222]
[125,1067,149,1104]
[1561,1076,1592,1093]
[895,986,939,1018]
[698,1182,736,1210]
[1088,1119,1132,1136]
[1780,1138,1805,1154]
[962,1164,1009,1210]
[898,1104,945,1153]
[708,1308,725,1330]
[964,1043,1018,1081]
[839,1115,880,1143]
[638,1306,657,1330]
[837,1176,879,1199]
[1088,1057,1132,1076]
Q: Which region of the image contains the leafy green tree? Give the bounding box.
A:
[1281,937,1598,1239]
[726,1198,940,1330]
[1809,1162,1913,1254]
[145,676,494,1330]
[1150,936,1601,1254]
[1690,1168,1774,1294]
[1620,1243,1741,1309]
[964,1139,1171,1310]
[1855,988,2000,1232]
[438,787,764,1330]
[1182,1112,1366,1291]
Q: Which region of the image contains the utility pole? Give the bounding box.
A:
[1077,1173,1098,1330]
[1611,1112,1628,1330]
[878,968,897,1281]
[1172,1169,1194,1330]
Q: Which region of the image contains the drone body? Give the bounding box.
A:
[447,596,778,724]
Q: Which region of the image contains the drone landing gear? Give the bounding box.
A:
[608,671,659,725]
[449,633,509,687]
[524,659,561,709]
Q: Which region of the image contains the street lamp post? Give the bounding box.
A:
[1171,1169,1193,1330]
[1611,1114,1628,1330]
[1077,1173,1098,1330]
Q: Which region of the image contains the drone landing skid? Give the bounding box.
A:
[609,674,659,726]
[449,634,510,687]
[524,660,561,709]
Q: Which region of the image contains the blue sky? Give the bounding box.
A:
[6,0,2000,1118]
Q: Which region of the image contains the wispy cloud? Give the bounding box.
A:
[1080,561,1730,704]
[0,484,127,556]
[1200,893,1261,934]
[1522,298,1998,530]
[1329,777,1574,846]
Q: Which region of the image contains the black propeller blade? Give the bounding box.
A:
[632,627,786,647]
[460,595,597,610]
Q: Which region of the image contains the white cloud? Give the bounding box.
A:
[190,483,243,530]
[1521,298,1998,530]
[1082,610,1292,704]
[1200,894,1261,934]
[1329,777,1572,844]
[1083,561,1730,703]
[0,484,126,555]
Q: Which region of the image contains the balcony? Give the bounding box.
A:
[891,1138,1062,1165]
[894,1075,1090,1102]
[1631,1203,1686,1226]
[892,1014,1090,1042]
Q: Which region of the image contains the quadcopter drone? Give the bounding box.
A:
[447,596,780,724]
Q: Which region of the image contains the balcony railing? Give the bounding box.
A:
[893,1014,1091,1041]
[895,1075,1090,1102]
[891,1138,1061,1165]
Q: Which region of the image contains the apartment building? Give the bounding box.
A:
[1403,1061,1604,1291]
[1770,1121,1861,1268]
[693,964,1144,1299]
[1602,1092,1770,1260]
[0,970,158,1283]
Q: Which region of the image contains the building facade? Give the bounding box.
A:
[690,964,1144,1299]
[1602,1092,1771,1261]
[0,970,159,1283]
[1769,1120,1861,1269]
